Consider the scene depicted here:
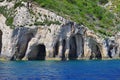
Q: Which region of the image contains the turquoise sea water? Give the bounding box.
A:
[0,60,120,80]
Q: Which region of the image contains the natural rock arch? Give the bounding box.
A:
[28,44,46,60]
[11,27,34,60]
[89,38,102,59]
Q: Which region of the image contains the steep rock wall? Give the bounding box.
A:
[0,14,120,60]
[0,14,12,58]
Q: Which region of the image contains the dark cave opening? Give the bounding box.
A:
[69,36,77,60]
[11,32,34,60]
[107,40,116,58]
[89,39,102,59]
[28,44,46,60]
[95,45,102,59]
[19,33,34,60]
[53,41,59,57]
[62,39,66,60]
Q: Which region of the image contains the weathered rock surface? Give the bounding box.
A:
[0,1,120,61]
[0,14,12,58]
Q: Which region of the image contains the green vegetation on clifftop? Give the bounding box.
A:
[34,0,120,37]
[0,6,14,28]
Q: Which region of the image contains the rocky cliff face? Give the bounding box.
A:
[0,1,120,60]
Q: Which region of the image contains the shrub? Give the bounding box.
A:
[0,6,14,28]
[99,0,108,5]
[6,17,14,26]
[14,1,24,9]
[34,21,44,26]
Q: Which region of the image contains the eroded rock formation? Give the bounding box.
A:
[10,27,35,60]
[6,22,120,60]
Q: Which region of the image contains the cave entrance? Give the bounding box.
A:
[11,32,34,60]
[28,44,46,60]
[69,36,77,60]
[89,38,102,59]
[0,30,2,54]
[53,41,59,57]
[61,39,66,60]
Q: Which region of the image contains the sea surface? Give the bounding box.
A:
[0,60,120,80]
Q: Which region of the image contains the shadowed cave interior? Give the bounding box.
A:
[11,32,34,60]
[69,36,77,60]
[89,38,102,59]
[62,39,66,60]
[28,44,46,60]
[53,41,59,57]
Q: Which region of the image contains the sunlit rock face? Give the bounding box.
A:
[0,14,12,58]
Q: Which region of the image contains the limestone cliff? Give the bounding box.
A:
[0,0,120,60]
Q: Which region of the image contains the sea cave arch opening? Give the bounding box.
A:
[89,38,102,59]
[11,32,34,60]
[69,36,77,60]
[28,44,46,60]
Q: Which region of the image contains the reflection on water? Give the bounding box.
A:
[0,60,120,80]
